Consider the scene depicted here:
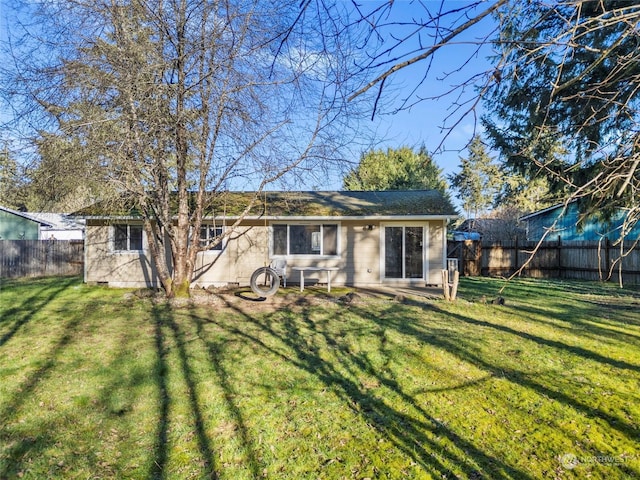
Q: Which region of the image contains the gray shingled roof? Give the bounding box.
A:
[255,190,457,217]
[78,190,458,218]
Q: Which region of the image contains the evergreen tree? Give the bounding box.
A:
[0,143,27,210]
[484,1,640,225]
[22,133,111,212]
[495,173,553,215]
[343,145,447,193]
[448,136,501,219]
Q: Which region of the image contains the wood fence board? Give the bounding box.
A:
[0,240,84,278]
[450,239,640,284]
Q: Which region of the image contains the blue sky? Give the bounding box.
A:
[1,0,498,195]
[330,0,499,189]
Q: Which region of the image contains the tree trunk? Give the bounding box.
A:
[172,171,191,298]
[143,220,174,296]
[170,7,192,299]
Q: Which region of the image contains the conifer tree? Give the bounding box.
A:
[448,136,501,220]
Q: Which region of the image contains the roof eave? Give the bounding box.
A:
[0,206,54,227]
[235,214,458,221]
[519,201,576,221]
[84,214,459,221]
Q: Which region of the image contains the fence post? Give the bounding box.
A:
[450,271,459,300]
[475,240,482,276]
[442,270,450,300]
[442,268,459,301]
[514,236,519,274]
[557,235,562,278]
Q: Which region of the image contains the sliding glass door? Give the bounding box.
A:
[383,225,425,280]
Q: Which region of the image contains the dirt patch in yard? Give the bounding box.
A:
[126,285,442,313]
[192,287,363,313]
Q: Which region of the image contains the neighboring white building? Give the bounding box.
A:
[28,213,85,240]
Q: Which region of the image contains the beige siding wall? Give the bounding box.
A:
[193,222,268,287]
[427,221,446,285]
[85,219,447,288]
[85,221,160,287]
[341,221,381,286]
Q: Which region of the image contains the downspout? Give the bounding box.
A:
[442,219,448,286]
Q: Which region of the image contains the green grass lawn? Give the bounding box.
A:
[1,276,639,479]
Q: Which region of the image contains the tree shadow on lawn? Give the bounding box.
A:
[456,277,640,365]
[431,303,640,376]
[498,288,640,344]
[0,279,88,479]
[498,302,640,357]
[459,277,640,335]
[107,280,639,479]
[149,302,219,480]
[390,302,640,476]
[188,309,262,478]
[150,302,171,480]
[149,301,263,480]
[340,298,640,478]
[459,277,640,301]
[2,282,224,480]
[200,296,538,480]
[0,276,78,348]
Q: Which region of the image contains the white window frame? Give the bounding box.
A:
[111,223,145,252]
[198,224,225,253]
[270,222,341,258]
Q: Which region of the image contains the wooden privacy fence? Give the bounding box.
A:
[449,238,640,284]
[0,240,84,278]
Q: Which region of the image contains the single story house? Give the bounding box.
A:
[81,190,458,289]
[0,205,53,240]
[521,202,640,242]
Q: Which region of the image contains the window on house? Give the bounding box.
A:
[272,223,339,256]
[114,224,143,251]
[199,225,223,251]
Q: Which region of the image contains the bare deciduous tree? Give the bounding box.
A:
[342,0,507,138]
[2,0,364,296]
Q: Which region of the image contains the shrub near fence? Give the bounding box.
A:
[0,240,84,278]
[449,238,640,284]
